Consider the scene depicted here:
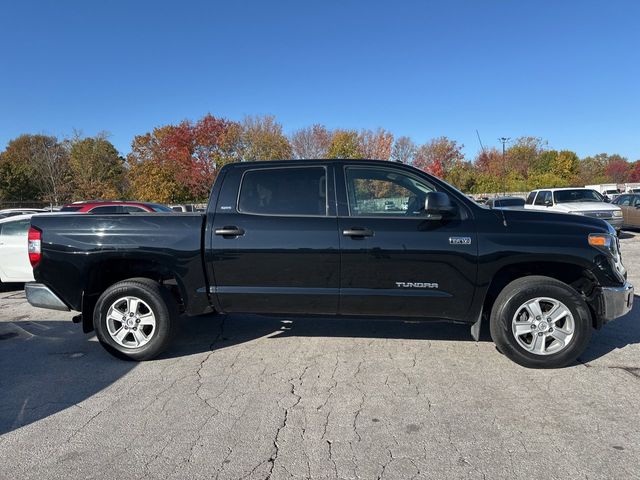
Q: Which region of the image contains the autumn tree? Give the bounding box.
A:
[474,147,504,177]
[290,124,331,159]
[605,154,630,183]
[128,126,188,203]
[327,130,362,159]
[628,161,640,182]
[358,128,393,160]
[506,137,546,177]
[240,115,291,161]
[413,137,464,178]
[127,114,241,201]
[390,136,416,164]
[69,135,125,200]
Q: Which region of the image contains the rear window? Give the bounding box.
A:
[238,167,327,216]
[60,206,82,212]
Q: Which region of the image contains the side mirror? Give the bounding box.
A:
[424,192,455,216]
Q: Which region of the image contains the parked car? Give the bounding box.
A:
[27,160,632,368]
[612,194,640,229]
[486,197,526,209]
[0,214,36,283]
[0,208,50,219]
[525,188,623,234]
[60,201,173,214]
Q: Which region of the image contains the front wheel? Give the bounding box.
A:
[489,276,592,368]
[93,278,177,361]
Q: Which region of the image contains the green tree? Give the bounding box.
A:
[69,135,125,200]
[0,134,70,203]
[327,130,362,159]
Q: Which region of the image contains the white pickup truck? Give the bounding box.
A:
[524,188,623,234]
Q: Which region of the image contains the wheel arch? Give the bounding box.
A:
[481,261,600,329]
[80,259,186,333]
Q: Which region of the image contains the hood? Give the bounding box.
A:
[500,208,614,235]
[553,201,620,212]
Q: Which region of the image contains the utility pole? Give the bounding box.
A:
[498,137,510,195]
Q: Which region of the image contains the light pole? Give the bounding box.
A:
[498,137,510,194]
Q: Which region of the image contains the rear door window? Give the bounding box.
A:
[238,167,327,216]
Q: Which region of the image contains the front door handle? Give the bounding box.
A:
[342,227,374,237]
[215,226,245,237]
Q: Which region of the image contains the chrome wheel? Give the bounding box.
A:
[106,296,156,349]
[511,297,575,355]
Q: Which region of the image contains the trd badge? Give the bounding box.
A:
[449,236,472,245]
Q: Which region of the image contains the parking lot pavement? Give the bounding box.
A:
[1,237,640,480]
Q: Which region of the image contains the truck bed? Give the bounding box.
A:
[30,213,211,315]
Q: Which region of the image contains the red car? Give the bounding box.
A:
[60,201,173,214]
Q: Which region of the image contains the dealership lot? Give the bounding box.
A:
[1,236,639,479]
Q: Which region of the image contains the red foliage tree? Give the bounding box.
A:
[628,161,640,182]
[605,156,630,184]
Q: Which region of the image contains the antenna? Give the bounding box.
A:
[476,130,486,153]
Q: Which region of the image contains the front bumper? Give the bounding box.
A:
[25,283,70,311]
[606,217,623,229]
[599,282,634,323]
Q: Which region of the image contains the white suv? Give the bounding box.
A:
[524,188,623,234]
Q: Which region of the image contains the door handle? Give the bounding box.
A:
[215,226,245,237]
[342,227,374,237]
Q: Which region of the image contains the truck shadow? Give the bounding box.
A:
[2,298,638,435]
[578,294,640,363]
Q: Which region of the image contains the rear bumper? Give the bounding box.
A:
[25,283,70,311]
[599,282,633,323]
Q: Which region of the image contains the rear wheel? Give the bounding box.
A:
[93,278,177,361]
[490,276,592,368]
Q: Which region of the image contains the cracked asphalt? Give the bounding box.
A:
[2,234,640,479]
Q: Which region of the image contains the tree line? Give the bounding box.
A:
[1,113,638,204]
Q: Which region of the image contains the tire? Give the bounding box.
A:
[93,278,177,361]
[489,275,592,368]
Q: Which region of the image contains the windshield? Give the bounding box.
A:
[553,189,604,203]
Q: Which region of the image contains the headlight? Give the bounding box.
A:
[588,233,619,258]
[612,210,623,217]
[571,211,584,215]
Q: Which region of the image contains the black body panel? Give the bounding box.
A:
[31,213,210,315]
[31,159,625,327]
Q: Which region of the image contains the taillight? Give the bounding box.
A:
[28,226,42,267]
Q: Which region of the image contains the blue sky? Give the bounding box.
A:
[1,0,639,160]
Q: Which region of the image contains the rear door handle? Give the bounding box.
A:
[342,227,374,237]
[215,226,245,237]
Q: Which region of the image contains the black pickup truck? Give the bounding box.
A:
[26,160,633,368]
